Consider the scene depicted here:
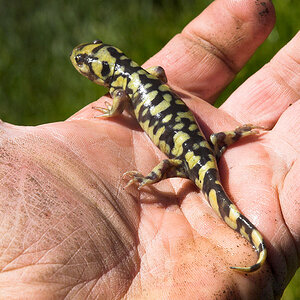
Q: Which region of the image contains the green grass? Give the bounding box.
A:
[0,0,212,125]
[0,0,299,297]
[282,269,300,300]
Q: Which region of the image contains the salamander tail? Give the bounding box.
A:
[230,230,267,272]
[204,175,267,272]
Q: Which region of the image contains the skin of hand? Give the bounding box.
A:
[0,0,299,298]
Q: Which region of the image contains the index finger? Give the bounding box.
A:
[144,0,275,102]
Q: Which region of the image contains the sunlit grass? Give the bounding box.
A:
[282,269,300,300]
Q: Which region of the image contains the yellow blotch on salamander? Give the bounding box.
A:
[128,73,142,91]
[172,132,190,157]
[173,123,185,130]
[134,101,145,117]
[163,93,172,102]
[142,108,149,117]
[158,84,169,92]
[252,230,264,249]
[147,121,159,140]
[192,143,200,150]
[144,90,158,105]
[147,124,155,140]
[240,226,251,242]
[159,140,171,154]
[130,60,139,68]
[153,126,166,146]
[209,189,221,218]
[189,124,198,131]
[162,114,172,123]
[224,204,240,230]
[140,119,150,132]
[175,99,185,105]
[144,83,153,89]
[197,156,216,189]
[175,111,195,122]
[185,151,200,169]
[200,140,211,148]
[111,76,126,89]
[150,100,171,116]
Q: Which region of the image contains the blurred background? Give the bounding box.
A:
[0,0,299,297]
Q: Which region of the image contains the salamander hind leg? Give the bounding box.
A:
[210,124,264,160]
[123,158,186,190]
[94,88,130,117]
[146,66,167,83]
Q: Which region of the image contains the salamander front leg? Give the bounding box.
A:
[210,124,264,160]
[93,88,130,117]
[146,66,167,83]
[123,159,186,189]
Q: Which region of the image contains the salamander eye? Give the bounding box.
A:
[75,54,84,66]
[93,39,103,44]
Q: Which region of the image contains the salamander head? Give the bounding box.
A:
[70,39,116,86]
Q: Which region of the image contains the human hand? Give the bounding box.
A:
[1,0,299,299]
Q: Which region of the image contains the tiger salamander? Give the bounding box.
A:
[70,39,267,272]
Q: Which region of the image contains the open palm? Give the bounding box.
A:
[1,1,299,299]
